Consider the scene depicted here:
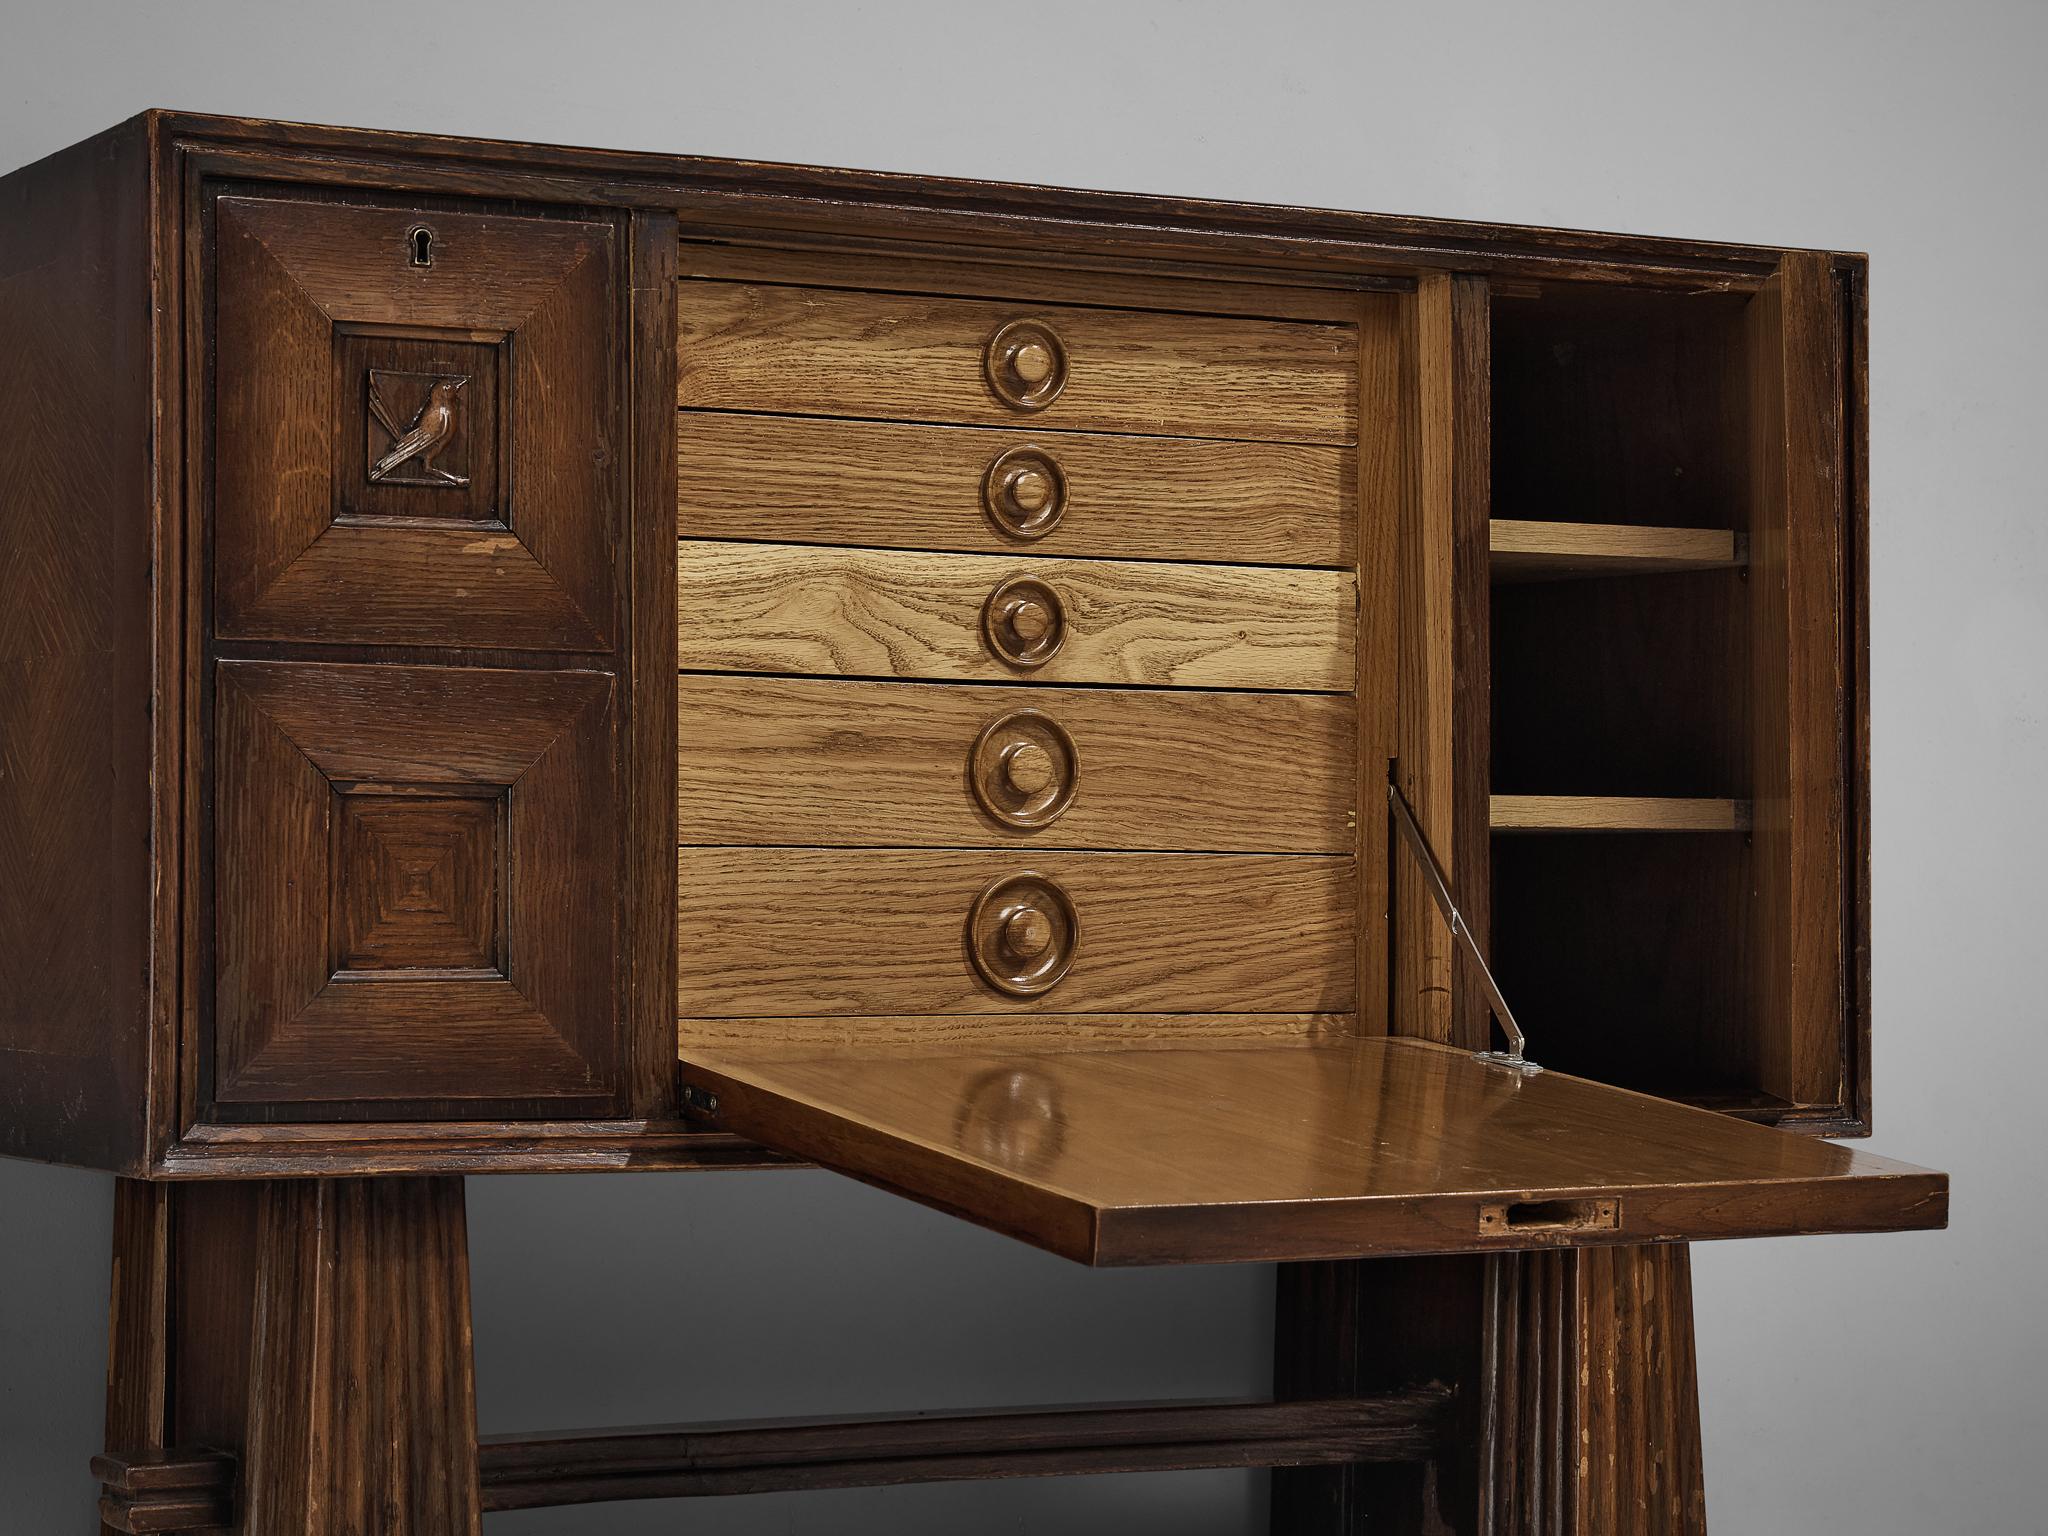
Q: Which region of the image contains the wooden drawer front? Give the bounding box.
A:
[678,413,1355,567]
[678,542,1356,692]
[677,848,1356,1016]
[213,195,619,649]
[678,676,1356,853]
[213,662,620,1113]
[678,282,1357,444]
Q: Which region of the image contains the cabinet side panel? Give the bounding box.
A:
[0,118,157,1172]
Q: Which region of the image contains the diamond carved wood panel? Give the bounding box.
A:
[333,792,504,973]
[214,661,619,1110]
[213,195,619,649]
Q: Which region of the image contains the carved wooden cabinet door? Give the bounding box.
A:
[212,194,620,650]
[201,187,634,1122]
[212,662,620,1115]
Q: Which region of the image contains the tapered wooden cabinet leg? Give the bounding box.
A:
[1491,1244,1706,1536]
[1565,1244,1706,1536]
[242,1177,480,1536]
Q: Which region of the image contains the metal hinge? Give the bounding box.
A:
[1388,775,1540,1074]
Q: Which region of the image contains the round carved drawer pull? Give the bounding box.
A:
[981,445,1068,540]
[981,576,1066,670]
[984,319,1069,412]
[968,871,1079,997]
[970,709,1079,830]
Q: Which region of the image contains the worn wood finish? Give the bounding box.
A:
[1489,519,1744,581]
[212,194,620,650]
[1275,1255,1497,1532]
[677,675,1357,852]
[1481,1244,1706,1534]
[149,112,1809,290]
[681,1012,1347,1056]
[681,1036,1945,1266]
[679,281,1358,443]
[0,118,159,1173]
[1749,254,1852,1116]
[211,662,620,1113]
[98,1180,263,1534]
[677,847,1357,1016]
[1353,293,1404,1040]
[678,540,1356,691]
[1397,274,1493,1052]
[480,1393,1452,1508]
[1566,1244,1707,1535]
[625,211,684,1119]
[101,1182,178,1535]
[242,1178,481,1536]
[679,239,1379,321]
[677,411,1355,565]
[1490,795,1752,834]
[94,1449,236,1534]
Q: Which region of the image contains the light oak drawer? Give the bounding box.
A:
[678,413,1355,567]
[677,542,1356,692]
[676,848,1356,1016]
[677,282,1358,444]
[677,676,1356,853]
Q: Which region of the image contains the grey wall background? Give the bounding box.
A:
[0,1,2037,1530]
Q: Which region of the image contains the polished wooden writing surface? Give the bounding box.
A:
[681,1036,1945,1266]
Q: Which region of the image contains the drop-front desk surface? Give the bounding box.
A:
[0,110,1943,1535]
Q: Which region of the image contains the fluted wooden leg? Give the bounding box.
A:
[241,1178,479,1536]
[1273,1246,1707,1536]
[1490,1243,1706,1536]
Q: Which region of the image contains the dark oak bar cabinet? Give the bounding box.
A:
[0,110,1943,1534]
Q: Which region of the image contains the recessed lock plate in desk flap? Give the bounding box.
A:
[679,1036,1945,1266]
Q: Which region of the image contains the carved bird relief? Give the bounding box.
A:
[367,373,470,486]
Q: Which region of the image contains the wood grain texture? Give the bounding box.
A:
[678,411,1355,565]
[680,239,1377,322]
[679,541,1356,691]
[0,117,158,1173]
[479,1394,1450,1508]
[677,675,1357,852]
[680,1036,1946,1266]
[1353,294,1404,1040]
[682,1013,1348,1057]
[101,1182,176,1535]
[1566,1245,1706,1535]
[94,1449,235,1534]
[1397,275,1494,1052]
[678,280,1358,443]
[1272,1256,1493,1531]
[1489,519,1743,581]
[1491,834,1758,1099]
[242,1178,480,1536]
[212,194,620,649]
[153,112,1803,290]
[1748,255,1851,1114]
[627,211,685,1119]
[1483,1244,1707,1534]
[1491,287,1751,531]
[98,1181,263,1535]
[677,847,1357,1016]
[212,662,619,1113]
[1489,795,1752,834]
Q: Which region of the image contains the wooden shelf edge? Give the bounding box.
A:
[1489,794,1752,834]
[1489,519,1745,581]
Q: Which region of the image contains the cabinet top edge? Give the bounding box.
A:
[27,107,1867,288]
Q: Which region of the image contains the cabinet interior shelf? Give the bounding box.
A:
[1490,795,1753,834]
[1490,519,1745,581]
